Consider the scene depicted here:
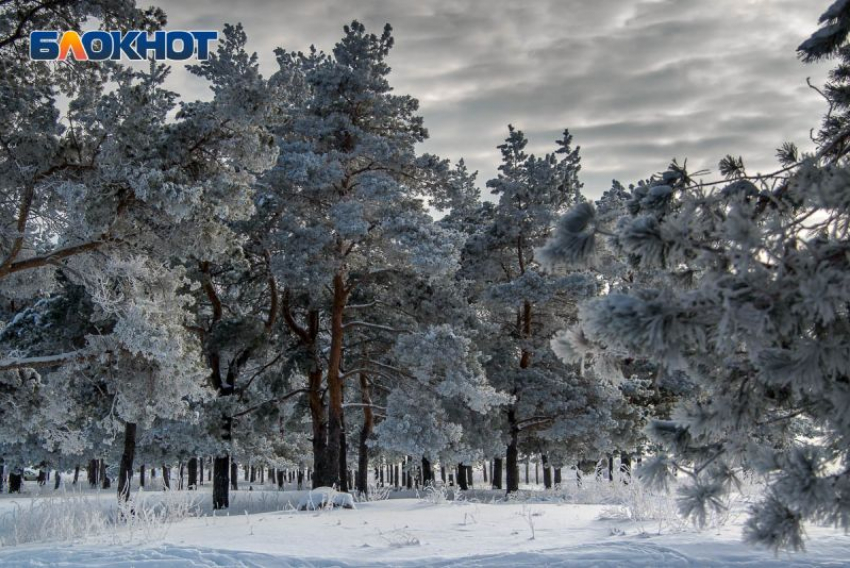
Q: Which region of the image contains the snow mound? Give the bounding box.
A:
[297,487,355,511]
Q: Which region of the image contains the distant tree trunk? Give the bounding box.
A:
[422,457,433,486]
[54,471,61,490]
[554,467,562,487]
[406,457,414,489]
[483,461,489,484]
[466,465,473,488]
[162,465,171,490]
[199,458,204,485]
[9,471,22,493]
[117,422,137,503]
[607,453,614,482]
[139,464,145,488]
[542,455,552,489]
[506,407,520,493]
[297,469,304,489]
[457,464,469,490]
[37,469,46,485]
[525,459,530,485]
[621,453,631,483]
[87,459,97,487]
[212,457,228,508]
[440,465,446,484]
[73,465,80,485]
[277,470,284,489]
[178,462,184,490]
[188,457,198,490]
[493,457,503,489]
[249,465,256,484]
[393,463,399,489]
[100,460,111,489]
[339,398,349,492]
[356,373,374,495]
[230,460,238,490]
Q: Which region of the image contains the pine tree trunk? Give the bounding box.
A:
[356,373,374,495]
[139,464,145,488]
[162,465,171,490]
[607,453,614,482]
[493,457,503,489]
[230,460,238,490]
[422,457,432,486]
[199,458,204,485]
[441,465,446,484]
[506,408,520,493]
[457,464,469,490]
[554,467,562,487]
[37,469,46,486]
[54,471,61,490]
[525,459,529,485]
[100,461,110,489]
[542,455,552,489]
[188,457,198,490]
[483,461,489,484]
[213,456,229,509]
[117,422,137,503]
[339,399,349,492]
[73,465,80,485]
[466,465,473,488]
[325,272,349,490]
[87,459,97,487]
[9,471,22,493]
[277,470,284,489]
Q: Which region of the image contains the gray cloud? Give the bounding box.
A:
[161,0,832,197]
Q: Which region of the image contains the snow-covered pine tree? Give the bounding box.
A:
[260,21,472,490]
[540,2,850,543]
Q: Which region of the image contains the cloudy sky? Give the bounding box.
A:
[162,0,832,198]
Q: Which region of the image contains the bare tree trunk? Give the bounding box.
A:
[457,463,469,490]
[73,465,80,485]
[139,464,145,488]
[100,460,110,489]
[542,455,552,489]
[326,272,349,490]
[230,460,238,490]
[213,456,228,508]
[9,470,22,493]
[422,457,433,486]
[117,422,136,502]
[493,457,503,489]
[162,465,171,490]
[506,407,520,493]
[356,374,374,494]
[54,471,61,490]
[188,457,198,490]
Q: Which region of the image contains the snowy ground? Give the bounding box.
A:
[0,481,848,567]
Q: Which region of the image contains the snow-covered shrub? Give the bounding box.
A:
[297,487,355,511]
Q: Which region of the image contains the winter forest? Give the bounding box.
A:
[1,0,850,566]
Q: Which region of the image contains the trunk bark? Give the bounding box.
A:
[422,457,432,486]
[213,456,229,509]
[73,465,80,485]
[162,465,171,490]
[9,471,22,493]
[100,461,110,489]
[542,455,552,489]
[117,422,136,502]
[230,460,238,490]
[506,408,520,493]
[492,457,503,489]
[457,464,469,490]
[139,464,145,488]
[325,272,349,490]
[199,458,204,485]
[188,457,198,489]
[554,467,562,487]
[356,373,374,495]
